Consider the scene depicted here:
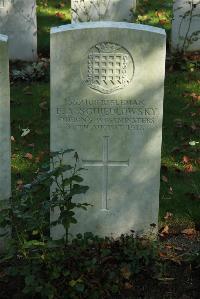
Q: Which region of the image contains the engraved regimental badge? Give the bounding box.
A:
[85,42,134,94]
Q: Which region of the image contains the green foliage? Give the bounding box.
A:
[0,150,160,298]
[0,150,91,297]
[186,204,200,231]
[184,250,200,268]
[50,150,90,240]
[0,150,89,245]
[0,231,159,298]
[37,0,71,54]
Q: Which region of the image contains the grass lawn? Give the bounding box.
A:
[37,0,71,55]
[11,0,200,229]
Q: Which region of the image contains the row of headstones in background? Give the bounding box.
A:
[71,0,136,23]
[172,0,200,53]
[50,22,166,239]
[0,0,199,62]
[0,0,136,62]
[0,0,37,61]
[0,35,10,251]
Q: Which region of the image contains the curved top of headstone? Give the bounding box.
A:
[50,18,166,240]
[0,34,8,42]
[51,21,166,36]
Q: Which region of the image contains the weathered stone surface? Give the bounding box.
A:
[0,34,11,250]
[50,22,166,239]
[71,0,136,23]
[0,0,37,61]
[172,0,200,52]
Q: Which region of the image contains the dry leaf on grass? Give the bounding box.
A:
[24,153,33,160]
[159,225,169,237]
[162,175,168,183]
[164,212,173,220]
[181,228,196,236]
[182,155,190,164]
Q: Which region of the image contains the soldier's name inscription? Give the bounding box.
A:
[56,97,159,131]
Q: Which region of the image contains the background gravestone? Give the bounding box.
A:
[0,34,11,251]
[172,0,200,52]
[71,0,136,23]
[0,0,37,61]
[50,22,166,239]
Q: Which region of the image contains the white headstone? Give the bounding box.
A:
[71,0,136,23]
[172,0,200,52]
[0,34,11,250]
[0,0,37,61]
[50,22,166,239]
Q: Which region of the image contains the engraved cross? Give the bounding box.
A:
[82,136,129,210]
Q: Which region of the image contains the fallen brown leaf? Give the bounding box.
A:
[182,155,191,164]
[159,19,169,25]
[35,152,45,163]
[159,225,169,237]
[181,228,196,236]
[190,123,198,131]
[168,186,173,194]
[24,153,33,160]
[16,179,24,191]
[183,92,200,102]
[120,266,132,280]
[27,143,35,148]
[164,212,173,220]
[162,175,168,183]
[165,244,173,249]
[39,101,48,111]
[124,282,134,290]
[55,12,65,20]
[184,164,194,173]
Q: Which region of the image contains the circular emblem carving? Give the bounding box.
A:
[82,42,134,94]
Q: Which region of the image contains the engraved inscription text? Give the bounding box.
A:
[56,97,159,131]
